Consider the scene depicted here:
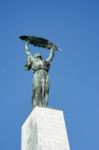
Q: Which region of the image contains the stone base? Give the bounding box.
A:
[21,106,70,150]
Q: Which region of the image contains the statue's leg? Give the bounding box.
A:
[32,87,43,108]
[32,76,38,109]
[32,86,37,109]
[43,75,49,106]
[32,71,49,108]
[32,75,43,108]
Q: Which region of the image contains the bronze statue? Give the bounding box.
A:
[20,35,61,109]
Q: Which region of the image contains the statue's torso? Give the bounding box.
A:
[31,58,50,73]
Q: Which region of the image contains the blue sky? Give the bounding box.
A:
[0,0,99,149]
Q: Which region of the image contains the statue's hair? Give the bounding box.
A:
[34,53,42,59]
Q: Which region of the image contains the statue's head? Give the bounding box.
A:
[34,53,42,60]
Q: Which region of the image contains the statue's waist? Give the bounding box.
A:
[33,66,49,73]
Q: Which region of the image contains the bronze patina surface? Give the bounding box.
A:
[20,35,59,109]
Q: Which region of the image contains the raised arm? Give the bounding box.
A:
[24,42,34,70]
[46,48,55,63]
[24,42,32,56]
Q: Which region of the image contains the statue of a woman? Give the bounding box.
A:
[24,42,55,109]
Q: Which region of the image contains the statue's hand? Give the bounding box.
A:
[51,45,57,51]
[25,41,29,51]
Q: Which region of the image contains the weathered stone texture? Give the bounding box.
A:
[22,107,70,150]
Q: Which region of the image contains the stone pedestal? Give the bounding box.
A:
[21,106,70,150]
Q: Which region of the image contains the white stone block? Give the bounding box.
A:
[21,106,70,150]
